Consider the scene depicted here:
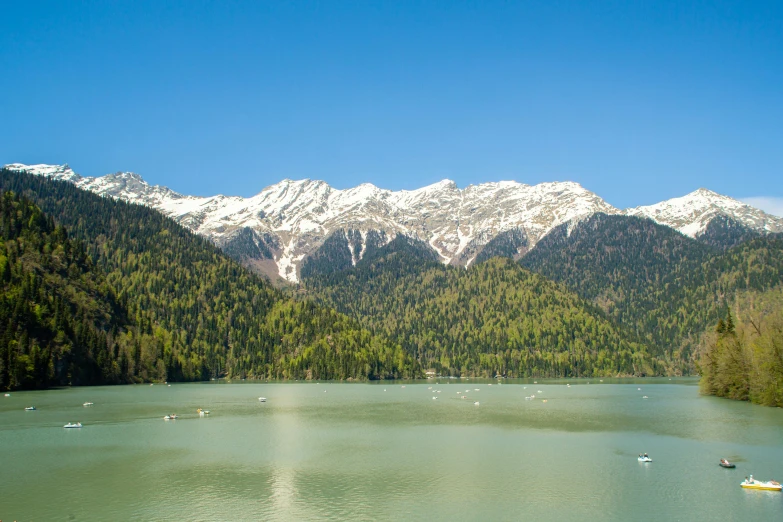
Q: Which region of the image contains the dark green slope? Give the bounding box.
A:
[305,246,665,377]
[307,234,441,289]
[696,215,761,250]
[0,168,419,386]
[300,229,390,279]
[0,191,128,389]
[520,213,783,357]
[520,213,711,316]
[656,234,783,347]
[475,228,529,263]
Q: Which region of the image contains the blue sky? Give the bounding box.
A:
[1,1,782,212]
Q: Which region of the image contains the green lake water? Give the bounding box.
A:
[1,379,782,521]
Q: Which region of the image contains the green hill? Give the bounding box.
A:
[520,214,783,358]
[0,191,129,389]
[304,237,666,378]
[0,168,419,389]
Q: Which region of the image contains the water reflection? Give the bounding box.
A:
[1,381,782,521]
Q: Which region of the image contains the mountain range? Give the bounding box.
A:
[6,163,783,283]
[3,164,782,386]
[0,168,419,389]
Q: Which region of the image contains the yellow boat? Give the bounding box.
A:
[741,476,781,491]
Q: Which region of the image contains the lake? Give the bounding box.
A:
[1,379,782,521]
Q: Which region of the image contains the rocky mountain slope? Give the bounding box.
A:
[6,163,783,282]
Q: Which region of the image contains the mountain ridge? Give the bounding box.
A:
[7,163,783,282]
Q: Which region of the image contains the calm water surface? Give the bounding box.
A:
[1,379,782,521]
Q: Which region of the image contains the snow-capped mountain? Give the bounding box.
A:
[5,163,783,282]
[625,188,783,237]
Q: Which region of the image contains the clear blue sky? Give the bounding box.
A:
[2,0,781,211]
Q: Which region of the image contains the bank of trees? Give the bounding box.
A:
[0,190,128,388]
[699,290,783,407]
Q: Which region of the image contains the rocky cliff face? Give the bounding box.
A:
[7,163,782,282]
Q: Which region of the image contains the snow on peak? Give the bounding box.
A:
[625,188,783,237]
[5,163,81,182]
[6,162,781,282]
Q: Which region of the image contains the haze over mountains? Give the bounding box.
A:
[6,163,783,283]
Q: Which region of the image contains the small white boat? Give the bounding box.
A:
[164,414,178,420]
[4,393,9,397]
[64,422,82,428]
[432,397,438,400]
[25,406,36,411]
[83,402,94,407]
[638,455,652,462]
[474,401,480,406]
[258,397,267,402]
[741,475,781,491]
[642,396,648,399]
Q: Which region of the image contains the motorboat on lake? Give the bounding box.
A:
[164,414,178,420]
[25,406,36,411]
[83,402,94,407]
[258,397,267,402]
[720,458,735,468]
[741,475,781,491]
[64,422,82,428]
[638,454,652,462]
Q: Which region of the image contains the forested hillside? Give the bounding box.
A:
[696,215,761,250]
[699,288,783,406]
[520,214,783,357]
[0,168,419,389]
[300,229,390,279]
[304,240,671,377]
[0,191,129,389]
[5,165,780,388]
